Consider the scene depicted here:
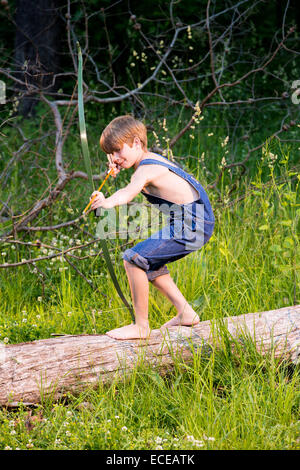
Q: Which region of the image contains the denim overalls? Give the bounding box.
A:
[122,156,215,281]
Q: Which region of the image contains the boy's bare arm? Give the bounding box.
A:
[96,167,149,209]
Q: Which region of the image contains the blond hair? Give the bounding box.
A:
[100,115,147,154]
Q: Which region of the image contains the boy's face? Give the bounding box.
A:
[110,139,143,170]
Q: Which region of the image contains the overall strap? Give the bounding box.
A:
[138,158,178,170]
[138,158,215,224]
[138,158,200,197]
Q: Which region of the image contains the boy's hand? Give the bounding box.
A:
[108,162,120,178]
[107,154,120,178]
[90,191,106,210]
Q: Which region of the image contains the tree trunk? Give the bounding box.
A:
[14,0,63,116]
[0,305,299,406]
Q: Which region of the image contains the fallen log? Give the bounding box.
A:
[0,305,299,406]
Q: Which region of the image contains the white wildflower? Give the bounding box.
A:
[194,439,204,447]
[220,156,227,167]
[193,101,201,116]
[221,136,229,147]
[203,434,215,441]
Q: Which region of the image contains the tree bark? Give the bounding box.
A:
[14,0,63,116]
[0,305,299,406]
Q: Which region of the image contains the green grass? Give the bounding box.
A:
[0,122,299,450]
[0,353,299,450]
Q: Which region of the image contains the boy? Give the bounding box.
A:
[90,115,214,340]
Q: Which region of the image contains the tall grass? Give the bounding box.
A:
[0,123,299,450]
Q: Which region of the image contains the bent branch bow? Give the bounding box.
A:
[77,42,134,322]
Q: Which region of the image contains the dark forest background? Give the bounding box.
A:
[0,0,299,236]
[0,3,299,446]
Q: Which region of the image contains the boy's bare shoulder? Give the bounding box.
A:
[131,162,167,184]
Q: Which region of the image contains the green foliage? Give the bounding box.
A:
[0,129,299,450]
[0,1,299,449]
[0,349,299,450]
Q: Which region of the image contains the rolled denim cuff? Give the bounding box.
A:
[122,248,169,281]
[122,248,150,270]
[147,265,169,281]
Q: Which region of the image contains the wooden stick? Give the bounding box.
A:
[82,167,114,214]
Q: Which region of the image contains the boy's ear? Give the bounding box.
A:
[133,136,141,147]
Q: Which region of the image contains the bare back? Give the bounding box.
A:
[137,153,199,205]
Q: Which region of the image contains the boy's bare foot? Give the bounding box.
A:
[161,310,200,329]
[106,323,151,340]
